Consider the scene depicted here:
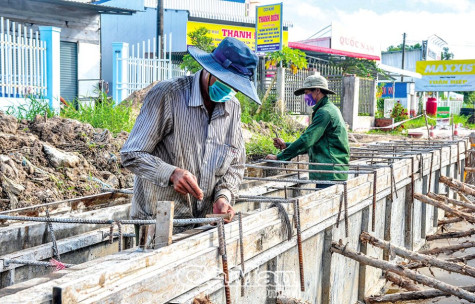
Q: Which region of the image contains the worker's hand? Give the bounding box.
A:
[265,154,278,160]
[213,198,235,223]
[170,168,203,200]
[273,138,286,150]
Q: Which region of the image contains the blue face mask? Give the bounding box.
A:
[305,93,317,106]
[209,78,236,103]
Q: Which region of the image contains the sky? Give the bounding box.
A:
[257,0,475,59]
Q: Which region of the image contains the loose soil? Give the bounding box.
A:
[0,111,134,211]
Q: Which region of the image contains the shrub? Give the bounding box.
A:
[6,96,54,121]
[61,92,134,135]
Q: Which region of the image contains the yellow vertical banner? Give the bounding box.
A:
[256,3,283,53]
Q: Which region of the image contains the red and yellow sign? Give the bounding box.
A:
[187,21,288,51]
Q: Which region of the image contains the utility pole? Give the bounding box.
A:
[401,32,406,82]
[156,0,164,58]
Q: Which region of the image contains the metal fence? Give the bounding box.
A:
[0,17,47,98]
[145,0,247,16]
[285,61,343,114]
[115,35,187,100]
[358,77,375,115]
[437,99,464,115]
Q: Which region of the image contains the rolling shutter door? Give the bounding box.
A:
[60,41,78,103]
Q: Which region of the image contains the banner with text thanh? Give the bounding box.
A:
[415,59,475,92]
[186,21,288,51]
[255,3,282,53]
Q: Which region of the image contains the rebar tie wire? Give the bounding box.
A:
[45,208,60,261]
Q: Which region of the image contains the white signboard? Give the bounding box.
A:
[330,22,381,57]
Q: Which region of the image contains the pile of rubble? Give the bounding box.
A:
[0,111,134,211]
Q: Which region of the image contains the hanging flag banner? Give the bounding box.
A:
[415,59,475,91]
[255,3,283,53]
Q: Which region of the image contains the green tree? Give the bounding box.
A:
[180,27,214,73]
[386,43,422,52]
[332,57,380,78]
[441,47,454,60]
[265,46,307,74]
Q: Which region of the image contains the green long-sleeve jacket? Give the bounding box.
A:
[277,96,350,181]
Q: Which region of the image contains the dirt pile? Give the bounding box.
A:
[0,112,134,211]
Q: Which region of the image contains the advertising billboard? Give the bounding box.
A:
[415,59,475,91]
[255,3,283,53]
[187,21,288,51]
[330,22,381,58]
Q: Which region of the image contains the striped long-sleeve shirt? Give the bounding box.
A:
[120,70,246,220]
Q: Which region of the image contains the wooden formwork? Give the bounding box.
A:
[0,141,467,304]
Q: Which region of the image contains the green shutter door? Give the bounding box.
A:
[60,41,78,103]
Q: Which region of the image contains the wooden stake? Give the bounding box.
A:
[154,201,174,249]
[440,175,475,197]
[428,192,475,212]
[367,284,475,303]
[385,272,422,291]
[360,232,475,278]
[407,253,475,269]
[456,191,473,204]
[419,241,475,255]
[426,228,475,241]
[331,241,475,302]
[414,193,475,224]
[438,217,464,225]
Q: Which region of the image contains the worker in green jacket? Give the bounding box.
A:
[266,74,350,188]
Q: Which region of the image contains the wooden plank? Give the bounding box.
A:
[0,208,278,303]
[154,201,174,249]
[0,143,464,302]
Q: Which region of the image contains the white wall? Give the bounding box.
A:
[78,42,101,98]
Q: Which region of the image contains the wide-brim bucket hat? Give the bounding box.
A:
[294,74,336,96]
[188,37,261,104]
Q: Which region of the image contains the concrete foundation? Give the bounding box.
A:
[0,141,467,304]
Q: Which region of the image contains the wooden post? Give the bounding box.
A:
[438,217,463,225]
[154,201,174,249]
[427,192,475,212]
[275,66,286,115]
[331,241,475,302]
[414,193,475,224]
[137,201,174,250]
[360,232,475,278]
[367,284,475,303]
[419,241,475,255]
[439,175,475,197]
[426,228,475,241]
[385,272,422,291]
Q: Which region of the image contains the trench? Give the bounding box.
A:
[0,139,468,304]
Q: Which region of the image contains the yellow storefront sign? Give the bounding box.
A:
[416,59,475,76]
[186,21,288,51]
[415,59,475,91]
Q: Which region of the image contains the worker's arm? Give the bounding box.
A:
[120,84,177,187]
[277,110,331,161]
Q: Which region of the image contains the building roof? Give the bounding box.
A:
[377,63,422,80]
[288,42,380,61]
[188,10,293,27]
[32,0,136,15]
